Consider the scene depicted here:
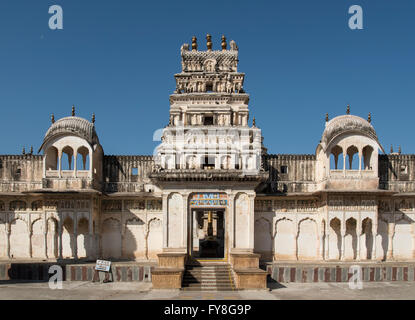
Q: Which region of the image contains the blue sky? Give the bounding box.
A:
[0,0,414,155]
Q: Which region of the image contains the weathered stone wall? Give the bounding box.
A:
[379,154,415,192]
[0,155,43,192]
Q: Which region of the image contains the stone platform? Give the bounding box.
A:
[0,260,156,282]
[266,262,415,283]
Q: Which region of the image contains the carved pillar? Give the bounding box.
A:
[73,216,78,260]
[319,227,325,260]
[248,195,255,251]
[387,222,395,260]
[356,222,362,261]
[73,151,78,178]
[6,226,10,259]
[44,231,48,259]
[228,193,235,251]
[181,193,189,250]
[58,221,63,259]
[371,221,377,260]
[162,193,168,249]
[58,150,62,178]
[340,221,346,261]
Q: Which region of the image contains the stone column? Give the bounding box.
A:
[228,193,235,251]
[340,222,346,261]
[28,230,32,258]
[162,193,169,249]
[371,221,377,260]
[319,227,325,260]
[356,222,362,261]
[387,222,395,260]
[44,231,48,259]
[412,222,415,259]
[88,216,94,260]
[249,195,255,251]
[73,151,78,178]
[181,193,189,250]
[58,221,63,259]
[6,228,10,259]
[58,150,62,178]
[73,216,78,260]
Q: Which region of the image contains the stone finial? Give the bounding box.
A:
[346,105,350,114]
[22,147,25,155]
[206,34,212,51]
[191,36,197,51]
[368,112,371,123]
[72,105,75,116]
[399,146,402,154]
[92,113,95,124]
[30,146,33,154]
[252,117,256,127]
[221,35,227,50]
[325,113,329,122]
[390,145,393,154]
[51,113,55,124]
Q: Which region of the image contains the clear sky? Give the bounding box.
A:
[0,0,414,156]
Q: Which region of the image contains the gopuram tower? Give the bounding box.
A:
[151,35,268,289]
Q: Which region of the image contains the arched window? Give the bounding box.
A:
[330,145,343,170]
[76,146,90,170]
[61,146,74,170]
[362,146,374,170]
[45,146,58,170]
[346,146,359,170]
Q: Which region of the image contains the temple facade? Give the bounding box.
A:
[1,36,415,278]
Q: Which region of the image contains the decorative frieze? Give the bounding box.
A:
[102,200,122,212]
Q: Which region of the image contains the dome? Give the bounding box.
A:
[321,114,379,151]
[39,116,99,151]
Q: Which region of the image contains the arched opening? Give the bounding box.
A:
[362,145,374,170]
[77,218,89,259]
[274,218,296,260]
[297,219,318,260]
[123,218,145,259]
[345,218,357,260]
[361,218,373,260]
[76,146,90,171]
[46,218,58,259]
[61,146,74,171]
[45,146,58,170]
[62,217,74,258]
[329,218,341,260]
[330,145,343,170]
[102,218,121,259]
[346,146,359,170]
[9,219,29,258]
[31,219,44,258]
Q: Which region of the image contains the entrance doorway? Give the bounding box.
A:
[192,210,225,259]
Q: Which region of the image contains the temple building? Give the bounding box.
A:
[0,35,414,289]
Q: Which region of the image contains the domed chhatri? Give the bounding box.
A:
[321,114,379,151]
[40,116,99,151]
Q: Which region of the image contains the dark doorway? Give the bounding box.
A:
[193,210,225,258]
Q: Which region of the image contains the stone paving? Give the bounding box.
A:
[1,280,415,300]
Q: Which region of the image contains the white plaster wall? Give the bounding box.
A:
[102,218,122,259]
[62,218,74,258]
[297,219,318,260]
[393,221,413,260]
[148,218,163,259]
[0,223,6,258]
[167,193,183,248]
[31,219,44,258]
[274,218,296,260]
[77,218,89,258]
[328,219,341,260]
[376,219,389,260]
[254,218,272,260]
[10,219,29,258]
[47,218,58,259]
[235,193,249,249]
[123,218,146,259]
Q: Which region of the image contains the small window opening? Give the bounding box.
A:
[280,165,288,174]
[132,168,138,176]
[204,116,214,125]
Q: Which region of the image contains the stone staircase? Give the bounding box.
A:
[181,263,236,291]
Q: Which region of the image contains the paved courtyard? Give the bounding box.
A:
[0,281,415,300]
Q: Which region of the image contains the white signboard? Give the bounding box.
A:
[95,260,111,272]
